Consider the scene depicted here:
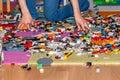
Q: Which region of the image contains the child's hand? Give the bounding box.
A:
[18,14,35,30]
[75,14,90,31]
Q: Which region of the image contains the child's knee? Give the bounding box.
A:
[44,13,58,22]
[85,0,90,10]
[45,15,54,21]
[79,0,90,11]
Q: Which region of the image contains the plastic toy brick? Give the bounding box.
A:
[64,50,73,60]
[37,63,43,68]
[105,49,112,55]
[24,40,32,49]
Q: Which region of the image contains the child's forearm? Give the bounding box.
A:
[70,0,81,16]
[18,0,30,15]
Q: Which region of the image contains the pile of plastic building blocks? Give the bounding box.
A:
[0,12,120,61]
[0,4,120,62]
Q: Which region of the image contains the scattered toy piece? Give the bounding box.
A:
[37,58,53,66]
[21,64,31,71]
[96,67,100,73]
[39,68,44,73]
[86,62,92,67]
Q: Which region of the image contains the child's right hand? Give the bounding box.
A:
[18,14,35,30]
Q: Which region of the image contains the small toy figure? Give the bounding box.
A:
[21,64,31,71]
[86,62,92,68]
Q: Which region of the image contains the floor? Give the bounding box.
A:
[0,65,120,80]
[99,11,120,16]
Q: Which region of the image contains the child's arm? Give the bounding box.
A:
[18,0,34,30]
[70,0,90,30]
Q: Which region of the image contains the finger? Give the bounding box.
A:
[76,24,81,31]
[32,21,35,26]
[85,23,91,30]
[27,24,30,29]
[20,24,24,30]
[84,29,89,34]
[18,23,22,29]
[81,24,85,31]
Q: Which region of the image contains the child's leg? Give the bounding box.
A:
[44,0,89,21]
[26,0,39,19]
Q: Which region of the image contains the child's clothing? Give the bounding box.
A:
[26,0,90,21]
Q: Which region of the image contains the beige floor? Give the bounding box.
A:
[0,65,120,80]
[28,53,120,65]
